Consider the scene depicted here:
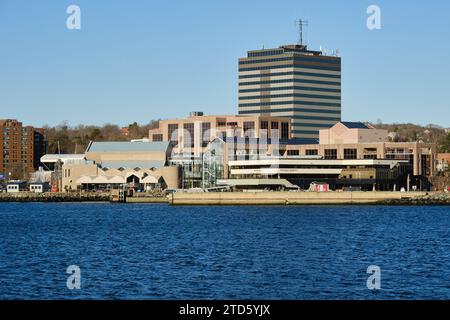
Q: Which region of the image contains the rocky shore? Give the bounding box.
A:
[0,192,110,202]
[381,192,450,205]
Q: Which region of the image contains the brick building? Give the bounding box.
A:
[0,119,46,180]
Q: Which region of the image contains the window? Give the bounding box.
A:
[324,149,337,160]
[152,134,163,142]
[344,148,357,160]
[287,150,299,156]
[183,123,195,148]
[271,122,279,138]
[281,122,289,139]
[243,121,255,138]
[306,149,318,156]
[201,122,211,147]
[260,121,268,139]
[168,124,178,142]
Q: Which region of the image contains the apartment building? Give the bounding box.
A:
[0,119,46,180]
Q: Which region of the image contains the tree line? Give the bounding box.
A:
[42,120,450,154]
[43,120,159,154]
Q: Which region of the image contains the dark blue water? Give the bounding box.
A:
[0,203,449,300]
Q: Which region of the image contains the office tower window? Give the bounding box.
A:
[306,149,318,156]
[324,149,337,159]
[152,134,163,142]
[344,148,357,159]
[183,123,195,148]
[201,122,211,147]
[243,121,255,138]
[281,122,289,139]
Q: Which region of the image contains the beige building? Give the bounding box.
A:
[284,123,436,177]
[60,141,179,191]
[319,121,388,144]
[148,111,292,156]
[216,122,436,178]
[437,153,450,172]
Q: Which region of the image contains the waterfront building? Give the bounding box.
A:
[437,153,450,172]
[237,44,341,140]
[148,111,293,155]
[148,111,294,188]
[59,141,179,192]
[0,119,46,180]
[221,158,411,191]
[203,122,437,191]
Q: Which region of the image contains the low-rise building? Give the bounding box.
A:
[437,153,450,172]
[148,111,296,188]
[29,182,51,193]
[148,111,295,156]
[202,121,437,191]
[60,141,179,192]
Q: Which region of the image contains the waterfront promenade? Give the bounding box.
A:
[170,191,450,206]
[1,191,449,205]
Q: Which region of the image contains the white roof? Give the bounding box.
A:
[107,176,126,184]
[76,176,94,184]
[41,154,85,163]
[76,175,127,184]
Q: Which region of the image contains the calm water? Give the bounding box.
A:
[0,203,449,300]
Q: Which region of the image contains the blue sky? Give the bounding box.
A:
[0,0,449,127]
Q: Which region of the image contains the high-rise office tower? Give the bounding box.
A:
[238,44,341,141]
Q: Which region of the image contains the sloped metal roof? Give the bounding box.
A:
[100,160,166,169]
[86,141,170,153]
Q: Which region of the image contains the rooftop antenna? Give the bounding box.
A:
[295,19,308,46]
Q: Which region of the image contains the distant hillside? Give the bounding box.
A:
[374,123,450,152]
[41,120,450,155]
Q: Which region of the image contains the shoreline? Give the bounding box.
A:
[169,191,450,206]
[1,191,449,206]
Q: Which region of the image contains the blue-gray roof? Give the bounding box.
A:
[87,141,170,153]
[340,122,369,129]
[100,160,166,169]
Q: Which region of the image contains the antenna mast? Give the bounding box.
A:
[296,19,308,46]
